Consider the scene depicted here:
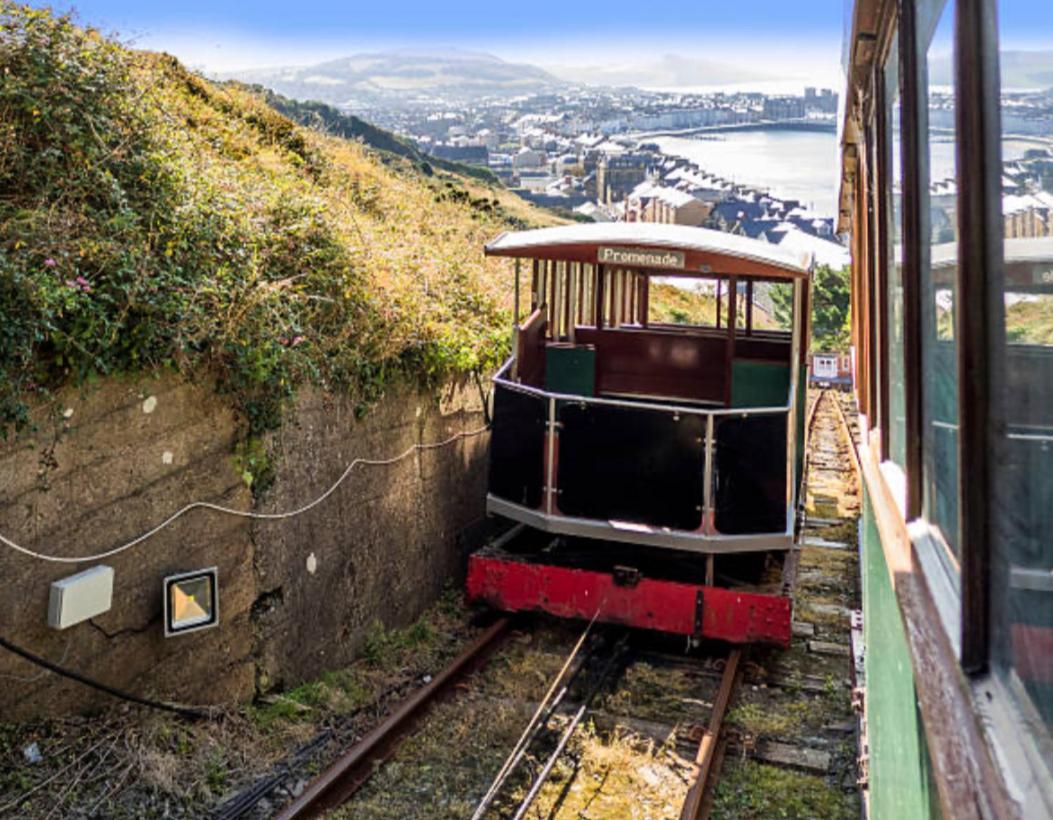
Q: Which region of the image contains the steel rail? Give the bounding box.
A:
[470,613,601,820]
[274,617,513,820]
[828,390,862,479]
[507,634,631,820]
[679,648,743,820]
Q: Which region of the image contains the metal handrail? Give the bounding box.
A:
[492,356,797,539]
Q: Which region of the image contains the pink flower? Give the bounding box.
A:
[291,335,306,347]
[44,258,56,267]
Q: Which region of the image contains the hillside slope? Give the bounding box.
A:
[0,6,553,433]
[253,87,500,183]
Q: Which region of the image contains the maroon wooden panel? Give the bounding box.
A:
[576,327,727,403]
[516,309,547,387]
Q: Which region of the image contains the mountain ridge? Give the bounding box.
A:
[226,49,565,106]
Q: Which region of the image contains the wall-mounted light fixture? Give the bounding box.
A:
[163,568,219,637]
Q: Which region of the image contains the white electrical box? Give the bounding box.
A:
[48,566,114,629]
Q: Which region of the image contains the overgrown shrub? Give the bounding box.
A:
[0,4,513,435]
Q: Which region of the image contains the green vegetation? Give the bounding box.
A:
[649,280,783,329]
[0,5,550,436]
[712,762,856,819]
[1006,294,1053,345]
[810,264,852,350]
[648,281,718,325]
[254,88,502,185]
[772,264,851,351]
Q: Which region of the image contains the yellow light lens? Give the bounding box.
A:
[164,569,218,636]
[171,577,212,627]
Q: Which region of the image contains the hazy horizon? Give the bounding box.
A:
[30,0,849,89]
[26,1,1053,94]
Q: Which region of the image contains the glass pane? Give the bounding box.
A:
[994,0,1053,734]
[886,37,907,469]
[647,276,721,327]
[922,0,960,556]
[752,280,795,332]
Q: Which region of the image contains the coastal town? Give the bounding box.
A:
[392,86,853,267]
[371,83,1053,266]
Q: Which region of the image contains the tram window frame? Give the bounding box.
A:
[986,0,1053,774]
[645,275,728,330]
[904,0,967,637]
[878,24,912,509]
[896,0,977,663]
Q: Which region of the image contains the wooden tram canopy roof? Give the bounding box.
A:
[485,223,813,279]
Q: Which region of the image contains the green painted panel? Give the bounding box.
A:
[545,345,595,397]
[731,360,790,408]
[862,492,940,819]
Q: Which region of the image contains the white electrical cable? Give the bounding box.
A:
[0,425,490,565]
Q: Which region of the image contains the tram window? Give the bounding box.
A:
[992,0,1053,734]
[921,0,960,556]
[647,276,722,328]
[751,281,794,332]
[884,35,908,471]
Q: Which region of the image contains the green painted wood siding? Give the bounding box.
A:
[730,360,790,408]
[545,345,595,396]
[862,492,940,819]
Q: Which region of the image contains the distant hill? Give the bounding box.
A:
[929,50,1053,89]
[246,86,500,183]
[227,48,566,107]
[999,51,1053,90]
[548,53,778,89]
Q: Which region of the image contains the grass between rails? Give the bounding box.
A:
[344,629,703,820]
[0,4,557,436]
[712,761,856,820]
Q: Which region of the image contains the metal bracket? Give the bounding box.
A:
[694,589,705,636]
[612,565,641,588]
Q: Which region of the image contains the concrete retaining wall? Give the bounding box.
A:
[0,373,489,721]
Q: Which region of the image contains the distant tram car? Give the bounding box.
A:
[466,223,814,647]
[809,352,852,391]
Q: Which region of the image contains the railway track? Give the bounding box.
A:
[273,618,514,819]
[258,389,860,820]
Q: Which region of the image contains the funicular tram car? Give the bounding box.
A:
[466,223,814,647]
[809,352,853,391]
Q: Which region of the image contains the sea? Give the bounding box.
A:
[649,130,1046,219]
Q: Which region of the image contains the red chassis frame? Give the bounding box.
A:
[466,553,793,647]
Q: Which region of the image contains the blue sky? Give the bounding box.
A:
[38,0,846,78]
[32,1,1053,80]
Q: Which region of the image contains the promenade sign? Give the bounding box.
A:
[598,246,686,270]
